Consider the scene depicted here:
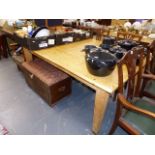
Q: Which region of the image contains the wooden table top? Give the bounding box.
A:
[33,39,129,94]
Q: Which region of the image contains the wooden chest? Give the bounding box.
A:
[12,54,25,71]
[22,59,71,106]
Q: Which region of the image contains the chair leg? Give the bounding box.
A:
[113,89,118,101]
[139,79,148,97]
[1,35,9,58]
[17,65,21,71]
[109,103,121,134]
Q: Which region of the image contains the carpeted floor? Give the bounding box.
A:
[0,57,127,135]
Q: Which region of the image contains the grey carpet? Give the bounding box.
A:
[0,57,127,135]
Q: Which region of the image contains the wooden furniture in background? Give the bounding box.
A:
[111,19,129,27]
[96,19,112,26]
[109,47,155,135]
[0,32,9,59]
[117,31,143,42]
[95,28,110,41]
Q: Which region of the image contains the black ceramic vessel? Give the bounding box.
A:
[83,45,97,54]
[109,46,127,59]
[85,50,117,76]
[117,39,139,51]
[100,36,116,50]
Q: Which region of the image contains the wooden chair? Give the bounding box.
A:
[95,28,110,41]
[109,47,155,135]
[117,31,143,42]
[149,40,155,74]
[140,40,155,100]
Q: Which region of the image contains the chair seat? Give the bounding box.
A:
[124,98,155,135]
[144,80,155,96]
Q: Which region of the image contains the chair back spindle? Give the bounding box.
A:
[117,47,145,100]
[117,31,142,42]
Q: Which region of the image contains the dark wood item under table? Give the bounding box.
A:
[0,32,9,59]
[12,54,25,71]
[22,59,71,106]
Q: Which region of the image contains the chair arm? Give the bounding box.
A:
[142,73,155,80]
[145,69,152,74]
[118,93,155,119]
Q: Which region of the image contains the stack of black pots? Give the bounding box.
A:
[83,37,141,77]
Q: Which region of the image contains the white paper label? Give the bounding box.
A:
[39,42,48,48]
[48,39,55,45]
[62,37,73,42]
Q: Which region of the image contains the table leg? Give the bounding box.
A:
[92,88,110,134]
[23,48,33,62]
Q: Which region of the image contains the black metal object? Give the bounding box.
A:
[55,32,74,45]
[13,30,92,51]
[85,48,117,76]
[34,19,63,27]
[13,33,56,50]
[109,46,127,59]
[117,39,139,51]
[74,32,92,42]
[82,45,97,54]
[100,36,116,50]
